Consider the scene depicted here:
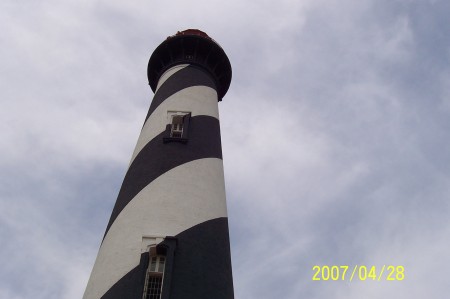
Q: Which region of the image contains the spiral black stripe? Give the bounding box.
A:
[143,65,216,125]
[100,217,234,299]
[104,115,222,238]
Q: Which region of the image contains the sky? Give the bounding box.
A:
[1,0,450,298]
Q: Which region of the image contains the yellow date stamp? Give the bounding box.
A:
[312,265,405,281]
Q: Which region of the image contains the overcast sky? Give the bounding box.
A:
[1,0,450,298]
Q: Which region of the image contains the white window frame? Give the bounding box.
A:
[142,248,166,299]
[167,111,190,138]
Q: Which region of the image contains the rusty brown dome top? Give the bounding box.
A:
[172,29,210,39]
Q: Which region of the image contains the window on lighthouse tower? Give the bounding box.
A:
[143,247,166,299]
[163,112,191,143]
[170,115,184,138]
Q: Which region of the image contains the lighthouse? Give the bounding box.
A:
[83,30,234,299]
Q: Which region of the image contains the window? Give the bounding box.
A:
[143,252,166,299]
[163,112,191,143]
[170,115,184,138]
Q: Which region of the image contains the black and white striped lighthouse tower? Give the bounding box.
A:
[83,29,234,299]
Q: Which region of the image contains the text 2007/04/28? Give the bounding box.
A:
[312,265,405,281]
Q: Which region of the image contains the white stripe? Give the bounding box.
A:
[83,158,227,299]
[155,64,189,91]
